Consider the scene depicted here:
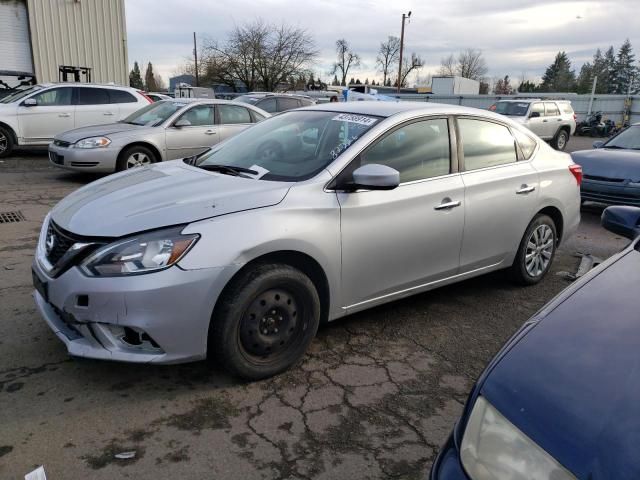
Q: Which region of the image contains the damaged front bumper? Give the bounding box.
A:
[32,258,237,364]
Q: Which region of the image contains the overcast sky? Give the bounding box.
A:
[126,0,640,87]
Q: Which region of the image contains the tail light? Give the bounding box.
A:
[569,164,582,186]
[573,113,577,121]
[138,91,154,103]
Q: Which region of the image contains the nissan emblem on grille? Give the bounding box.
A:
[46,231,56,254]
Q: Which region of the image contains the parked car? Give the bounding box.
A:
[146,92,173,102]
[234,93,316,113]
[572,123,640,206]
[490,99,576,151]
[0,83,152,157]
[48,99,269,172]
[32,102,581,379]
[430,204,640,480]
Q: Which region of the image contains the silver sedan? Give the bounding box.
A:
[48,99,269,172]
[33,102,581,379]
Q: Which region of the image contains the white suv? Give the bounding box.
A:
[0,84,151,157]
[491,99,576,151]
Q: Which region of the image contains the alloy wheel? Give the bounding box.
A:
[126,152,151,169]
[0,132,7,154]
[557,132,567,150]
[525,224,554,277]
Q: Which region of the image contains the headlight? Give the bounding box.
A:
[81,227,199,277]
[460,397,576,480]
[75,137,111,149]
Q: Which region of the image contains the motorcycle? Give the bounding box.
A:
[576,111,616,137]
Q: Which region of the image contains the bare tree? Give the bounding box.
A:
[438,48,488,81]
[376,36,400,85]
[396,53,424,87]
[331,39,361,86]
[153,73,166,91]
[493,75,514,94]
[438,54,456,76]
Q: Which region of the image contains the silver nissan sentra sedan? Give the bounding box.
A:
[32,102,581,379]
[48,99,269,173]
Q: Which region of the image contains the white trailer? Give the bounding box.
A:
[431,76,480,95]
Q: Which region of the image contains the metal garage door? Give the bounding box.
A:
[0,0,33,73]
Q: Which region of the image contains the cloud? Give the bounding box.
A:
[125,0,640,86]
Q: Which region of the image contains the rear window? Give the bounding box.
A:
[544,103,560,116]
[77,87,110,105]
[560,103,574,114]
[109,89,137,103]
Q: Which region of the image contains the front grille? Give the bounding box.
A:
[45,222,79,266]
[49,151,64,165]
[53,139,71,148]
[583,174,625,183]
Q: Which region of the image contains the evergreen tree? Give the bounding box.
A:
[144,62,158,91]
[332,74,339,86]
[308,72,315,87]
[612,39,638,94]
[517,80,538,93]
[385,78,391,87]
[364,78,369,85]
[603,47,617,93]
[349,77,355,85]
[129,61,144,89]
[576,62,594,94]
[540,52,576,92]
[355,78,362,84]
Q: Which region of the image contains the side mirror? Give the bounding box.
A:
[592,140,605,149]
[174,119,191,128]
[345,164,400,191]
[22,98,37,107]
[529,111,541,119]
[601,206,640,240]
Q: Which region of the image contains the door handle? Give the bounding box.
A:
[103,112,114,116]
[516,185,536,194]
[557,118,562,122]
[204,130,216,135]
[434,199,461,210]
[542,119,548,122]
[58,113,71,118]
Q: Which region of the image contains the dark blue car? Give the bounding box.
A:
[431,205,640,480]
[572,124,640,206]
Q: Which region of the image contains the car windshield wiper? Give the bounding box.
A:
[603,145,625,149]
[198,164,258,177]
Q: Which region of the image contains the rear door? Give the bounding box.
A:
[108,89,139,119]
[544,102,562,137]
[457,117,539,272]
[75,87,118,127]
[277,97,300,112]
[255,97,277,114]
[216,104,254,141]
[17,86,74,143]
[164,104,218,159]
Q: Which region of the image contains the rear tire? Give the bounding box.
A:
[0,126,15,158]
[116,145,157,171]
[510,214,557,286]
[209,264,320,380]
[551,129,569,150]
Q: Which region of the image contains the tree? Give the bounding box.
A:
[518,79,538,93]
[355,78,362,84]
[154,73,166,91]
[539,51,576,92]
[331,39,361,86]
[364,78,369,85]
[376,36,400,86]
[493,75,514,94]
[576,62,594,94]
[612,39,638,94]
[349,77,355,85]
[202,20,317,91]
[129,61,144,89]
[396,52,424,87]
[479,80,490,94]
[144,62,158,91]
[438,49,487,80]
[331,74,339,86]
[438,54,456,76]
[385,78,392,87]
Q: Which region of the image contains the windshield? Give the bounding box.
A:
[198,110,381,181]
[121,101,186,126]
[234,95,261,104]
[605,125,640,150]
[0,85,42,104]
[493,102,530,116]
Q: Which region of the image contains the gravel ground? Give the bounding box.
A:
[0,135,626,479]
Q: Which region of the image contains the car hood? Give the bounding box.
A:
[481,246,640,480]
[54,123,153,143]
[571,148,640,181]
[50,160,292,237]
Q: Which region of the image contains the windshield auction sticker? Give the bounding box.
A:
[332,113,378,126]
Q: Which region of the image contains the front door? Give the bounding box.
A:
[337,117,465,310]
[527,102,548,138]
[165,104,218,159]
[17,86,74,143]
[456,117,539,272]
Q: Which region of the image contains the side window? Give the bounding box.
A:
[77,88,110,105]
[531,103,544,117]
[561,103,574,115]
[218,105,252,124]
[544,102,560,116]
[177,105,214,126]
[31,87,72,106]
[257,97,277,113]
[109,89,137,103]
[361,118,451,183]
[277,98,300,111]
[512,128,537,160]
[459,118,517,171]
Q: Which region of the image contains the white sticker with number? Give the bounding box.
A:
[332,113,378,126]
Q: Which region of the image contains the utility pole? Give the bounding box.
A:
[587,75,597,116]
[397,11,411,93]
[193,32,199,87]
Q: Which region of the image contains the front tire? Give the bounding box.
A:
[0,126,15,158]
[510,214,557,285]
[116,145,157,171]
[209,264,320,380]
[551,129,569,150]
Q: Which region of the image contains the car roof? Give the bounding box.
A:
[496,98,571,104]
[37,83,139,91]
[242,93,312,99]
[298,101,503,119]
